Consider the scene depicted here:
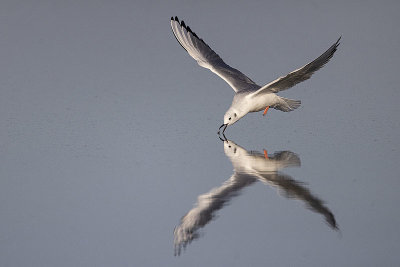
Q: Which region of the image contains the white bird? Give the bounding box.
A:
[170,16,340,134]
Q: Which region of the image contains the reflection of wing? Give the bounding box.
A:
[174,173,257,256]
[170,17,259,92]
[252,37,341,95]
[256,172,338,229]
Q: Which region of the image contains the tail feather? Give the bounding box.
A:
[274,97,301,112]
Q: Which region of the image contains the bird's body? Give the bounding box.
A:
[170,16,340,133]
[247,93,277,113]
[233,91,280,113]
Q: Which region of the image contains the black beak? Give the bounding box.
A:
[218,123,228,135]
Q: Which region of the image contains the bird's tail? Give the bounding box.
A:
[274,97,301,112]
[272,151,301,168]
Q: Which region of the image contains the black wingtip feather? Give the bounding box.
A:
[185,25,198,38]
[170,16,188,52]
[170,17,210,50]
[335,36,341,48]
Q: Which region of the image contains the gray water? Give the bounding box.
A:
[1,1,400,266]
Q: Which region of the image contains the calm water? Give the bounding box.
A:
[1,1,400,266]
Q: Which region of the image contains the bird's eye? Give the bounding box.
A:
[228,145,231,148]
[229,117,231,120]
[234,113,237,117]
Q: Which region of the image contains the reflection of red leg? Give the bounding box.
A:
[263,106,270,116]
[263,149,268,159]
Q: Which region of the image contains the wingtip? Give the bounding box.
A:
[336,36,342,46]
[170,17,208,48]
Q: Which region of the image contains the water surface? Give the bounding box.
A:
[1,1,400,266]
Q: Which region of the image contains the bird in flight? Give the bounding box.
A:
[170,16,340,135]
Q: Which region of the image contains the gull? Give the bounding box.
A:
[173,139,338,256]
[170,16,340,134]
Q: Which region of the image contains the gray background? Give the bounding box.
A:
[1,0,400,266]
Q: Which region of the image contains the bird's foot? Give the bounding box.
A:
[263,106,270,116]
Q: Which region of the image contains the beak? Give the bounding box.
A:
[218,123,228,135]
[218,124,228,141]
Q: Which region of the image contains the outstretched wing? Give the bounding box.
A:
[170,16,259,92]
[173,172,257,256]
[252,37,341,96]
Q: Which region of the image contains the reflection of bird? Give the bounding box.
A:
[224,141,337,230]
[170,16,340,134]
[224,141,337,229]
[174,140,337,256]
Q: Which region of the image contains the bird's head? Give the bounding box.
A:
[223,140,240,157]
[223,107,243,126]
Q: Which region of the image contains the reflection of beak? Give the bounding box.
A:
[218,123,228,135]
[218,135,226,142]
